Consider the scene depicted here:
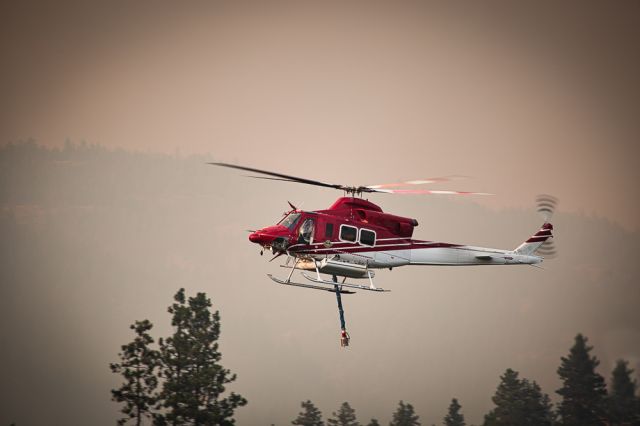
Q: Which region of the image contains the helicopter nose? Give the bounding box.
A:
[249,231,275,245]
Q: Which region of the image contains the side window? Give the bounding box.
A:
[298,219,315,244]
[325,223,334,239]
[359,229,376,246]
[339,225,357,242]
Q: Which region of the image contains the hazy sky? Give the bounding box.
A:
[1,2,640,425]
[1,0,639,230]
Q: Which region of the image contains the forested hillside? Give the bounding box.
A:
[1,141,639,425]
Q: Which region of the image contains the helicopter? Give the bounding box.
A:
[210,163,557,347]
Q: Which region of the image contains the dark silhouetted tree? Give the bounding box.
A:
[483,368,554,426]
[155,288,246,425]
[366,419,380,426]
[292,400,324,426]
[444,398,465,426]
[327,402,359,426]
[390,401,420,426]
[608,359,640,425]
[556,334,607,425]
[110,319,160,426]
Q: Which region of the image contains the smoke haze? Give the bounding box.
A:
[1,1,639,424]
[1,143,639,425]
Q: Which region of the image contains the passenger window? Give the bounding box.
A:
[359,229,376,246]
[339,225,357,242]
[325,223,334,239]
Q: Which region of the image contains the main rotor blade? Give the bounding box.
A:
[245,175,299,183]
[375,189,493,196]
[366,175,468,189]
[210,162,484,196]
[209,162,344,191]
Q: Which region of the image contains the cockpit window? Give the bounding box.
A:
[280,213,301,230]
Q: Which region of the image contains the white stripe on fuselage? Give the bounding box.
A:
[301,241,542,267]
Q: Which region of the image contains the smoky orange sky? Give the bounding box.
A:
[1,2,640,425]
[2,0,639,230]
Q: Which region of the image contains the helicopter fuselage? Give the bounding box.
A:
[248,197,544,276]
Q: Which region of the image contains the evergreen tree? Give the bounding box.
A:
[292,400,324,426]
[556,334,607,425]
[389,401,420,426]
[443,398,465,426]
[523,381,556,425]
[483,368,554,426]
[155,289,247,425]
[366,419,380,426]
[327,402,359,426]
[608,359,640,425]
[110,319,160,426]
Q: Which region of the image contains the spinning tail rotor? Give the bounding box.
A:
[536,194,558,222]
[535,194,558,258]
[514,194,558,257]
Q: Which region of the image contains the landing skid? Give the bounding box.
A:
[301,272,389,292]
[267,274,355,294]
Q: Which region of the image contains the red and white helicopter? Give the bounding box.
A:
[211,163,557,347]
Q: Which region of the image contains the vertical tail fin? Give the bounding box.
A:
[514,223,553,255]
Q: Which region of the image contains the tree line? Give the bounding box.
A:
[287,333,640,426]
[291,400,421,426]
[111,288,640,425]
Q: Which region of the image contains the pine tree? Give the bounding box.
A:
[292,400,324,426]
[608,359,640,425]
[485,368,521,426]
[110,319,160,426]
[327,402,359,426]
[443,398,465,426]
[389,401,420,426]
[155,288,247,425]
[523,381,556,425]
[366,419,380,426]
[483,368,554,426]
[556,334,607,425]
